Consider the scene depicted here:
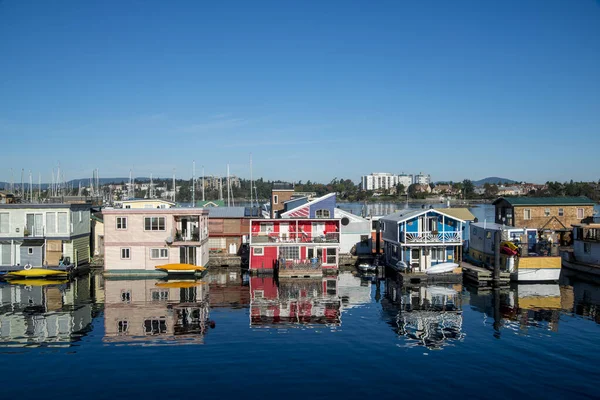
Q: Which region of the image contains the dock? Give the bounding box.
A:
[461,261,510,287]
[387,266,463,284]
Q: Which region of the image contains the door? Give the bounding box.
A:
[312,222,325,240]
[527,230,537,252]
[411,248,420,271]
[180,246,197,265]
[420,248,431,271]
[98,235,104,255]
[1,243,11,265]
[280,223,289,241]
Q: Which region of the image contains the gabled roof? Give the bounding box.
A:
[281,193,336,218]
[381,208,466,224]
[440,208,476,221]
[197,200,225,207]
[493,196,595,206]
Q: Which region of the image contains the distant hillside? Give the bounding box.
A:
[472,177,517,186]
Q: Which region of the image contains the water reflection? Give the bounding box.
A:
[467,283,574,335]
[0,275,96,347]
[103,277,213,345]
[382,279,465,349]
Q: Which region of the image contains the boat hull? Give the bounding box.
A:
[510,268,560,282]
[155,263,206,274]
[426,262,459,275]
[6,269,68,279]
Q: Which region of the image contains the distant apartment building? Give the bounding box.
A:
[361,173,409,191]
[413,173,431,186]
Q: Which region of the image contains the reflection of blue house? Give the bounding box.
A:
[380,209,466,272]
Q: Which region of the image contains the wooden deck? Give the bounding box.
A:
[278,268,323,278]
[461,261,510,287]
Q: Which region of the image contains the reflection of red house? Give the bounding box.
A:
[250,276,340,327]
[249,219,340,271]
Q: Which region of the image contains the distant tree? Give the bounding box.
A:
[395,183,406,195]
[483,183,499,198]
[462,179,475,199]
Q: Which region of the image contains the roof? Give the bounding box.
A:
[122,199,175,205]
[91,213,104,223]
[281,193,336,218]
[440,208,476,221]
[207,207,247,218]
[470,222,523,231]
[197,200,225,207]
[20,239,45,246]
[381,208,467,224]
[493,196,595,206]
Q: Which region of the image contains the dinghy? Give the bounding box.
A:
[155,263,206,274]
[425,262,459,275]
[7,269,68,279]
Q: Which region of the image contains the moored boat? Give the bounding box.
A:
[358,263,376,272]
[155,263,206,274]
[6,268,68,279]
[426,262,459,275]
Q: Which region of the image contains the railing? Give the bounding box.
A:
[278,258,323,270]
[173,228,201,242]
[24,226,45,237]
[251,232,340,244]
[403,231,462,244]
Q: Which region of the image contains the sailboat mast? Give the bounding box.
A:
[202,165,205,202]
[172,169,176,203]
[250,153,253,209]
[192,161,196,207]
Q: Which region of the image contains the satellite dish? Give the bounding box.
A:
[341,217,350,226]
[166,236,173,244]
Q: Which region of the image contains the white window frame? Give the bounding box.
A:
[150,248,169,259]
[558,208,564,217]
[150,289,169,301]
[577,208,584,219]
[253,247,264,256]
[253,290,264,299]
[0,212,9,234]
[120,247,131,260]
[524,209,531,220]
[121,290,131,303]
[144,217,166,231]
[544,208,550,217]
[116,217,128,230]
[260,223,274,233]
[28,247,34,255]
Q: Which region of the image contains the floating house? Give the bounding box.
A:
[380,208,466,273]
[118,199,176,209]
[102,207,209,276]
[0,203,92,268]
[493,196,596,245]
[562,217,600,275]
[468,222,561,282]
[205,206,261,255]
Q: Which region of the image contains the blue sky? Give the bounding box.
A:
[1,0,599,184]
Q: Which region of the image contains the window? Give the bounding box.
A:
[326,279,337,296]
[253,290,264,299]
[151,289,169,301]
[79,211,82,222]
[279,246,299,260]
[253,247,264,256]
[432,248,445,260]
[260,223,273,233]
[360,235,369,245]
[544,208,550,217]
[118,320,129,333]
[144,318,167,335]
[577,208,584,219]
[28,247,33,255]
[125,205,131,209]
[524,209,531,220]
[116,217,127,230]
[486,231,492,239]
[0,213,9,234]
[558,208,564,217]
[584,242,591,254]
[273,195,279,204]
[45,212,56,234]
[121,248,131,259]
[316,209,330,218]
[144,217,166,231]
[58,212,68,233]
[326,248,336,264]
[150,248,169,259]
[121,290,131,303]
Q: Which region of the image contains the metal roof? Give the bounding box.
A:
[440,208,476,221]
[207,207,257,218]
[381,208,468,223]
[493,196,595,206]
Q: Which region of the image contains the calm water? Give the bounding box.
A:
[0,267,599,399]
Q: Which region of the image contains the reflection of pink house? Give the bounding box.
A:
[249,219,340,271]
[250,276,340,327]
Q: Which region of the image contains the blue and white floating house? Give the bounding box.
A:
[380,209,466,272]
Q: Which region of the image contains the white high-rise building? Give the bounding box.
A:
[413,173,431,186]
[361,173,416,191]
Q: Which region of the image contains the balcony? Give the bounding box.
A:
[251,232,340,245]
[402,231,462,244]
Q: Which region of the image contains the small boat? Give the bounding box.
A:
[393,260,410,272]
[501,241,518,251]
[6,268,68,279]
[358,263,376,272]
[500,245,518,256]
[155,263,206,274]
[155,280,205,289]
[8,279,69,286]
[425,262,459,275]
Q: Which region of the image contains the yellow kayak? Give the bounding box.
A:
[155,263,206,273]
[155,281,205,289]
[8,279,69,286]
[7,269,68,278]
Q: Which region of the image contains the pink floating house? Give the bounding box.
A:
[103,208,209,276]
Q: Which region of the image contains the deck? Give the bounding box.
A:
[461,261,510,287]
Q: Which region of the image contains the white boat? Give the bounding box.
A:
[394,261,410,272]
[358,263,376,272]
[426,262,459,275]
